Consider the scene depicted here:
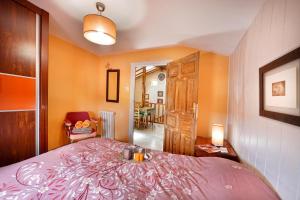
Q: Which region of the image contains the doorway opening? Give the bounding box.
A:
[132,64,167,151]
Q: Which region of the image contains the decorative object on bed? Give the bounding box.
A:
[259,47,300,126]
[211,124,224,146]
[64,112,98,143]
[106,69,120,103]
[122,147,134,160]
[0,138,279,199]
[195,136,240,162]
[99,110,115,139]
[121,148,150,163]
[133,152,142,161]
[121,145,150,162]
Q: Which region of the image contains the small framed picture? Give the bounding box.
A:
[259,47,300,126]
[145,94,149,100]
[157,99,163,104]
[157,91,163,97]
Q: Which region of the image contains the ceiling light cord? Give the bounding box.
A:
[96,2,105,15]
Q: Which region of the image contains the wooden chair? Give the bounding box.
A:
[134,106,143,129]
[64,112,98,143]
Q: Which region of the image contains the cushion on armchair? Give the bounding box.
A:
[64,112,98,142]
[72,120,93,134]
[72,127,93,134]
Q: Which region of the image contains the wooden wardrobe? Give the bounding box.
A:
[0,0,48,167]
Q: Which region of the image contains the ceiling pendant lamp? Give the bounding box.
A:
[83,2,116,45]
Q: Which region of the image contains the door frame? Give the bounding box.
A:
[128,60,171,144]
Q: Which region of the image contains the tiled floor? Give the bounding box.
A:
[133,123,164,151]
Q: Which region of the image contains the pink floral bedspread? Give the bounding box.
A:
[0,138,279,200]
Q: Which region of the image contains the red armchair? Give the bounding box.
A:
[64,112,99,143]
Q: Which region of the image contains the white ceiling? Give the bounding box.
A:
[29,0,266,56]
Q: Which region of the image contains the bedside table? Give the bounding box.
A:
[194,136,240,162]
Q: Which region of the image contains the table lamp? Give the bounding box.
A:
[212,124,224,146]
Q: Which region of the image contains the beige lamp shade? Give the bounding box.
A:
[83,14,116,45]
[212,124,224,146]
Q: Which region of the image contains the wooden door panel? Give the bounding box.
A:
[167,63,179,78]
[0,111,35,166]
[174,79,187,112]
[172,132,181,154]
[187,79,196,113]
[164,130,169,152]
[0,0,36,77]
[166,114,177,128]
[178,134,192,155]
[164,129,172,153]
[164,52,199,156]
[179,115,193,132]
[180,134,187,155]
[181,61,196,75]
[183,135,192,155]
[166,79,176,111]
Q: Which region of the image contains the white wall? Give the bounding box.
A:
[135,70,166,104]
[227,0,300,199]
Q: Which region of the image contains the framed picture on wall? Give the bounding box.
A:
[259,47,300,126]
[158,73,165,81]
[106,69,120,103]
[157,91,163,97]
[157,99,163,104]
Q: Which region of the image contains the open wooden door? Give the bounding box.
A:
[164,52,199,155]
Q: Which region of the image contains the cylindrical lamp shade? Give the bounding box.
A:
[83,14,116,45]
[212,124,224,146]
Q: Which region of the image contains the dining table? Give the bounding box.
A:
[139,106,155,128]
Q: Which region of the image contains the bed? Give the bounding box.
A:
[0,138,279,199]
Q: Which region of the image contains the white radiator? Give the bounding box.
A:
[99,111,115,139]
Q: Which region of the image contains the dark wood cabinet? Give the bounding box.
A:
[0,0,48,167]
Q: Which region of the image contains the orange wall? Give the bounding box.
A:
[98,46,199,142]
[98,48,229,142]
[48,36,229,148]
[198,52,229,138]
[48,35,100,150]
